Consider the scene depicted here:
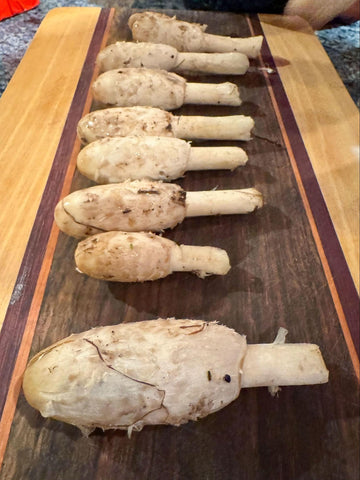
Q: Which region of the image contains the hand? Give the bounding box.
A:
[284,0,359,29]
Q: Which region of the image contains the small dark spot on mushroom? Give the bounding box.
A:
[179,323,205,334]
[171,189,186,206]
[122,208,132,214]
[137,189,160,194]
[207,370,212,381]
[224,374,231,383]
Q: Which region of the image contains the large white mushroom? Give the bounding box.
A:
[23,318,328,436]
[129,12,263,58]
[54,180,263,238]
[77,136,248,183]
[77,106,254,145]
[92,68,241,110]
[74,231,231,282]
[96,41,250,75]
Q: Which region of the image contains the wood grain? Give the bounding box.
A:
[0,8,358,480]
[0,7,101,332]
[0,7,114,466]
[251,14,359,371]
[259,14,360,293]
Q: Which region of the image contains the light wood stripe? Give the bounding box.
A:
[254,15,359,376]
[259,15,359,293]
[0,7,102,332]
[0,7,114,464]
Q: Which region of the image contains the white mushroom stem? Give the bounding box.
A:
[184,82,242,106]
[186,188,263,217]
[201,33,264,58]
[188,146,248,171]
[170,245,230,277]
[175,114,254,141]
[241,344,329,388]
[175,51,249,75]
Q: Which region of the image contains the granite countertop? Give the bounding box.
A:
[0,0,359,107]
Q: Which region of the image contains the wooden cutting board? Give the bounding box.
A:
[0,7,359,479]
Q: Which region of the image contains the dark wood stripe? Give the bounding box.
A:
[0,8,111,418]
[250,15,359,357]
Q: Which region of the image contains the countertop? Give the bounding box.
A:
[0,7,358,478]
[0,0,359,107]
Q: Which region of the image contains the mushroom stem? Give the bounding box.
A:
[170,244,230,278]
[241,343,329,388]
[175,51,249,75]
[184,82,241,106]
[188,146,248,171]
[202,33,264,58]
[175,114,254,141]
[185,188,263,217]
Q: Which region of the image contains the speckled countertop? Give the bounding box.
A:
[0,0,359,107]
